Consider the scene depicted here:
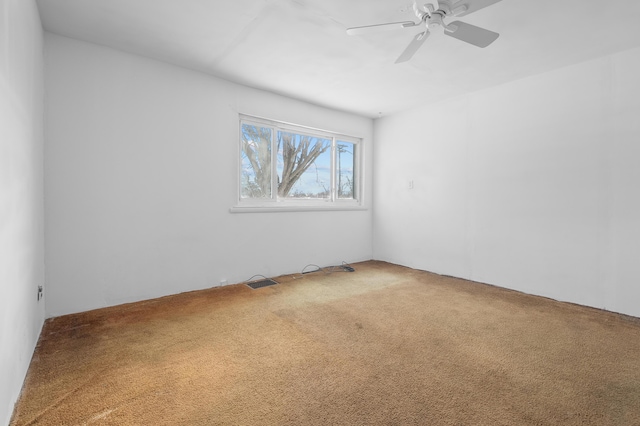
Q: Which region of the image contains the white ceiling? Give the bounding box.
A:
[37,0,640,118]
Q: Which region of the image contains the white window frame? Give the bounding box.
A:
[232,114,364,213]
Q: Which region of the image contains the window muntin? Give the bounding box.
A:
[238,115,361,209]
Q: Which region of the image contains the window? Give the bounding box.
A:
[236,115,362,211]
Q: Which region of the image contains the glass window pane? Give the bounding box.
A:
[277,131,332,199]
[241,124,272,199]
[337,141,356,199]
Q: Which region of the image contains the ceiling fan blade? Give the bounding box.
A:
[347,21,418,36]
[449,0,503,17]
[445,21,499,48]
[395,30,430,63]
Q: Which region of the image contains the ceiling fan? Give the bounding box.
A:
[346,0,503,63]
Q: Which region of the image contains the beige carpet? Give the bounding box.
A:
[11,261,640,425]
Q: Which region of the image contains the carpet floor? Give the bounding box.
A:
[11,261,640,425]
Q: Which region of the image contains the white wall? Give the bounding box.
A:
[374,47,640,318]
[0,0,45,424]
[44,33,373,318]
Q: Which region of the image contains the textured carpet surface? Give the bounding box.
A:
[11,261,640,425]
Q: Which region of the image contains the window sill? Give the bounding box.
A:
[230,203,367,213]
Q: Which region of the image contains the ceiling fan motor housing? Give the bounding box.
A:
[427,11,446,28]
[422,0,469,18]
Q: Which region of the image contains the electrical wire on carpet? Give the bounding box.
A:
[243,261,356,286]
[301,261,355,275]
[243,274,279,288]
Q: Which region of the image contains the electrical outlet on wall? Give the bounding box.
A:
[37,285,43,301]
[219,279,228,287]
